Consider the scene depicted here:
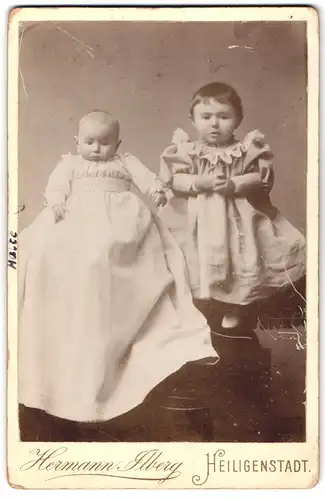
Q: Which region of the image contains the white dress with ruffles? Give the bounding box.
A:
[18,153,218,423]
[159,129,306,305]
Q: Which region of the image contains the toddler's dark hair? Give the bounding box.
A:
[189,82,243,125]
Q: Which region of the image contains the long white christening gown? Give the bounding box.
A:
[19,153,218,422]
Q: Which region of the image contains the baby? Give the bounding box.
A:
[52,111,166,223]
[18,110,218,425]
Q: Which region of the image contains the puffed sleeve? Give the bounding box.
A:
[159,129,198,195]
[123,153,165,197]
[231,130,274,196]
[44,154,74,207]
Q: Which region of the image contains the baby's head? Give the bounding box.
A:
[76,111,121,161]
[189,82,243,146]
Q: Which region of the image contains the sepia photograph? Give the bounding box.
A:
[7,6,318,489]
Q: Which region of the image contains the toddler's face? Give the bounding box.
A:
[77,120,119,161]
[192,98,238,146]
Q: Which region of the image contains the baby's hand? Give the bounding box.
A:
[195,175,226,192]
[152,191,167,207]
[52,203,66,223]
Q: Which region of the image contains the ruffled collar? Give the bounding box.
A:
[190,140,245,165]
[171,128,266,166]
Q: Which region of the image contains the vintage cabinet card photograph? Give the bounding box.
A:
[7,6,319,490]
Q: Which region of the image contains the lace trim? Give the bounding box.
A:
[62,154,131,180]
[171,128,267,166]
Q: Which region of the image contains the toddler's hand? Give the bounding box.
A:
[52,203,66,223]
[153,191,167,207]
[214,179,236,196]
[195,175,226,192]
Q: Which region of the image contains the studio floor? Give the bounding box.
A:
[19,324,306,443]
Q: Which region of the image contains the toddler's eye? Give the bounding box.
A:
[86,140,94,145]
[201,115,211,120]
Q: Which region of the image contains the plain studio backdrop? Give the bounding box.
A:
[17,20,307,420]
[18,21,306,232]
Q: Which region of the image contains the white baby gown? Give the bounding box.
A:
[19,153,218,423]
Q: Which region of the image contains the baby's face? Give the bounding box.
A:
[77,120,119,161]
[192,98,238,146]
